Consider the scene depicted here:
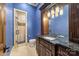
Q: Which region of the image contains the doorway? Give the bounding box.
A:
[14,9,27,47]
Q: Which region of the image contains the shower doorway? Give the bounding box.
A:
[14,9,27,47]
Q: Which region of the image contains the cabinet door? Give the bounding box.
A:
[51,45,55,56]
[69,49,77,56]
[57,46,69,56]
[76,51,79,56]
[40,44,46,56]
[45,48,51,56]
[36,39,40,56]
[69,4,79,43]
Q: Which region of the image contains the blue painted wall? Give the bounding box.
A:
[5,3,40,48]
[6,4,14,48]
[50,5,69,37]
[13,3,37,40]
[34,7,41,37]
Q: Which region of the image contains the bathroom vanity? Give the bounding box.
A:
[37,3,79,56]
[36,36,56,56]
[36,35,79,56]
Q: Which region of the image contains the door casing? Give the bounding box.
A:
[14,8,27,47]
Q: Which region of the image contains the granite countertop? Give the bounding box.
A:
[38,35,79,51]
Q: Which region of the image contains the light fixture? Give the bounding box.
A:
[55,6,59,17]
[48,11,51,18]
[60,7,63,16]
[43,17,46,22]
[51,8,54,18]
[56,6,59,12]
[52,15,54,18]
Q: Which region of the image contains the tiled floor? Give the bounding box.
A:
[10,43,38,56]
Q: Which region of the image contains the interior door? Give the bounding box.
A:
[0,5,3,46]
[14,9,26,46]
[0,4,6,55]
[41,10,49,35]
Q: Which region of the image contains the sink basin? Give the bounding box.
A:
[43,37,56,40]
[57,35,64,38]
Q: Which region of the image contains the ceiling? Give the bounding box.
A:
[28,3,40,7]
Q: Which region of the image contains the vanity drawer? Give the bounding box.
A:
[51,44,55,50]
[69,51,76,56]
[57,45,69,56]
[40,39,51,50]
[45,48,51,56]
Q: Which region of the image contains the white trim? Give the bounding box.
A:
[14,8,28,47]
[14,8,26,13]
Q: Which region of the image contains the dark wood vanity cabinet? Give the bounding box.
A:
[36,37,79,56]
[45,48,51,56]
[36,38,55,56]
[57,45,70,56]
[39,44,46,56]
[36,38,40,56]
[57,45,79,56]
[69,4,79,43]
